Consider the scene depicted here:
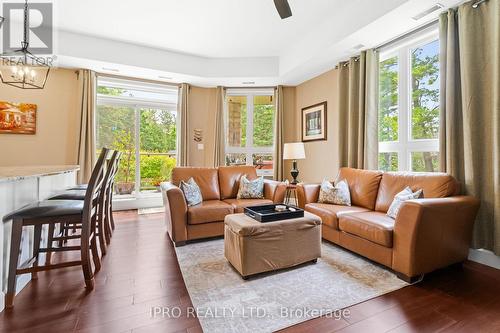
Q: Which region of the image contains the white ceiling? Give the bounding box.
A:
[48,0,465,86]
[56,0,344,58]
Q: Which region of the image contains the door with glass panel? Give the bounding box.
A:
[96,78,178,207]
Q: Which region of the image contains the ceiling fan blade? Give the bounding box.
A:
[274,0,292,19]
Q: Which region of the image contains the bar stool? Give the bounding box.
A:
[2,148,109,308]
[65,152,121,232]
[101,151,122,244]
[66,151,116,191]
[48,150,121,255]
[46,149,108,256]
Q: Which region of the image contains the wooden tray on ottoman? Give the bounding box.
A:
[244,204,304,222]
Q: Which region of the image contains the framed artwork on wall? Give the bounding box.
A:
[0,101,37,134]
[302,101,327,142]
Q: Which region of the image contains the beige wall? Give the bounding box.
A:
[294,68,339,183]
[0,69,80,166]
[0,67,339,182]
[184,78,341,184]
[187,86,217,167]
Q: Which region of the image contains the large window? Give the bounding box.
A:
[225,89,275,177]
[96,78,178,199]
[378,31,440,172]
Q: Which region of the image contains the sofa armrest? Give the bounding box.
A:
[392,196,480,278]
[160,182,188,245]
[296,183,320,208]
[263,179,287,203]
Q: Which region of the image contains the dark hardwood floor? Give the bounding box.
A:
[1,210,500,333]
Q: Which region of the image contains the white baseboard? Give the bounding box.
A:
[468,248,500,269]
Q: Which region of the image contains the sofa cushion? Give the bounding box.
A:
[305,203,369,229]
[375,172,460,212]
[180,177,203,206]
[337,168,383,210]
[237,175,264,199]
[187,200,233,225]
[338,212,395,247]
[172,167,220,200]
[386,186,422,219]
[223,198,273,213]
[218,166,258,199]
[318,179,351,206]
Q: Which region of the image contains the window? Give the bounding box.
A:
[378,31,440,172]
[225,89,275,177]
[96,78,178,198]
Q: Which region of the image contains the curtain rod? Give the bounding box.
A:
[472,0,488,8]
[96,72,180,88]
[334,17,440,69]
[374,18,438,51]
[375,0,488,51]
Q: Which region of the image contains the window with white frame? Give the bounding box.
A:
[224,89,275,177]
[378,29,440,172]
[96,77,178,200]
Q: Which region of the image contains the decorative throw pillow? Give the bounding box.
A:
[180,177,203,206]
[387,186,423,219]
[237,175,264,199]
[318,179,351,206]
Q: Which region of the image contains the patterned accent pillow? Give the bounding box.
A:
[387,186,423,219]
[318,179,351,206]
[180,177,203,206]
[236,175,264,199]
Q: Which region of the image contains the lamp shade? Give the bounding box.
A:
[283,142,306,160]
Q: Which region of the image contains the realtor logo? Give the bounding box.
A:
[1,1,53,55]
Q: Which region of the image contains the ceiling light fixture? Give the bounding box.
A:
[0,0,51,89]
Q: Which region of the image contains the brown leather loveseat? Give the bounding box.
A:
[297,167,480,282]
[161,166,286,246]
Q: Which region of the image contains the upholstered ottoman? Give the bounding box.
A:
[224,212,322,279]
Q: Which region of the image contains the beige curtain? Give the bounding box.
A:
[338,50,379,169]
[76,70,97,184]
[273,85,284,180]
[440,0,500,255]
[177,83,189,166]
[213,86,226,167]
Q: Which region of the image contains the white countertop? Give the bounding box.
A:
[0,165,80,183]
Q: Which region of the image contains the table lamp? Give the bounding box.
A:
[283,142,306,184]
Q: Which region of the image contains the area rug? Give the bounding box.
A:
[175,239,408,333]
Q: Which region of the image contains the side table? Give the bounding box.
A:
[285,184,298,205]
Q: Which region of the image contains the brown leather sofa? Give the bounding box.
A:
[297,167,480,282]
[161,166,287,246]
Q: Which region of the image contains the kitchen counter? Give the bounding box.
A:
[0,165,80,183]
[0,165,79,311]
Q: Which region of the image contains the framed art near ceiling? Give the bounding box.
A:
[0,101,37,134]
[302,101,327,142]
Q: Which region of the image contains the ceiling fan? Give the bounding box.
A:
[274,0,292,19]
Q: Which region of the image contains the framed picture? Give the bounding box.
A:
[0,101,37,135]
[302,101,327,142]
